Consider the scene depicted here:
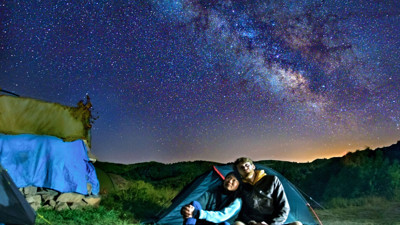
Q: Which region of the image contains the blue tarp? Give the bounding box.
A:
[0,134,99,195]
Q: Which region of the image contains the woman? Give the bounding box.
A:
[181,172,242,225]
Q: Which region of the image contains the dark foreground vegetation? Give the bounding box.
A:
[35,141,400,224]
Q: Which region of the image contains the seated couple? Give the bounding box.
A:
[180,157,302,225]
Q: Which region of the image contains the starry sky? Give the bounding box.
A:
[1,0,399,164]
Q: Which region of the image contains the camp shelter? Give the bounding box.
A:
[0,94,99,195]
[153,164,318,225]
[0,164,36,225]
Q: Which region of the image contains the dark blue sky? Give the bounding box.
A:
[1,0,399,164]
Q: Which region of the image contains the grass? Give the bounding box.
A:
[35,180,177,225]
[35,206,133,225]
[36,197,400,225]
[315,197,400,225]
[34,172,400,225]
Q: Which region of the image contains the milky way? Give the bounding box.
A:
[1,0,400,163]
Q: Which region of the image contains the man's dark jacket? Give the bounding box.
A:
[238,174,290,225]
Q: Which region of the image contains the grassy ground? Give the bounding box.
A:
[35,202,400,225]
[35,206,134,225]
[315,201,400,225]
[34,172,400,225]
[35,180,177,225]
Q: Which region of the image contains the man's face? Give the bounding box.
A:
[236,161,255,178]
[223,174,240,191]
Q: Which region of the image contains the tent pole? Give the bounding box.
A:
[0,89,20,97]
[212,166,225,180]
[306,203,323,225]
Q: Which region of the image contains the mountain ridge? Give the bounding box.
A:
[95,139,400,203]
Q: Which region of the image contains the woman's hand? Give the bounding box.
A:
[181,204,195,218]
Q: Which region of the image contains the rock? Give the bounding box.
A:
[24,186,37,195]
[30,202,41,211]
[41,205,53,210]
[43,199,57,208]
[83,196,101,207]
[69,201,88,209]
[21,186,100,210]
[55,202,70,211]
[42,194,56,202]
[57,193,84,203]
[87,183,92,195]
[26,195,41,204]
[37,188,59,197]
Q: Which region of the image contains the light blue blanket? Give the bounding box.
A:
[0,134,99,195]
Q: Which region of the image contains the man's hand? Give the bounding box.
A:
[180,204,195,218]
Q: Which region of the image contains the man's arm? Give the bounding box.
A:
[198,198,242,223]
[270,177,290,225]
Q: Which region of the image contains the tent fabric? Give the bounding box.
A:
[0,164,36,225]
[0,133,99,195]
[153,164,318,225]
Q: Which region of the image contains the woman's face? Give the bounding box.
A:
[223,174,239,191]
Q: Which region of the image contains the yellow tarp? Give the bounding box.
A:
[0,95,92,144]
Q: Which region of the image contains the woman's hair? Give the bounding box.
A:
[225,172,237,179]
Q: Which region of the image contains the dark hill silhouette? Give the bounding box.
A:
[95,140,400,204]
[95,160,221,190]
[284,140,400,202]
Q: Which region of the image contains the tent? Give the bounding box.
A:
[0,164,36,225]
[0,133,99,195]
[153,164,318,225]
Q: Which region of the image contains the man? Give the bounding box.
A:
[233,157,302,225]
[181,172,242,225]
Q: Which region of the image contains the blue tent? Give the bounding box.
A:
[0,164,36,225]
[153,164,318,225]
[0,133,99,195]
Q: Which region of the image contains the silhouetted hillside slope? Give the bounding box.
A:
[95,140,400,204]
[262,141,400,202]
[95,160,221,189]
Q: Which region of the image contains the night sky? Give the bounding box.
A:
[1,0,399,164]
